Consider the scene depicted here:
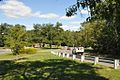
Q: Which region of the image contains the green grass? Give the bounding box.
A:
[0,49,120,80]
[0,53,28,60]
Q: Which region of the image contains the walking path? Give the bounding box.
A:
[0,49,11,54]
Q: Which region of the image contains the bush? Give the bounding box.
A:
[19,48,37,54]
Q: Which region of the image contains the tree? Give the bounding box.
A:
[5,24,27,55]
[0,23,11,47]
[66,0,101,19]
[61,30,74,47]
[32,23,63,48]
[53,22,63,48]
[66,0,120,55]
[80,20,105,48]
[45,24,55,48]
[26,30,35,47]
[32,24,44,47]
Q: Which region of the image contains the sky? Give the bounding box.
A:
[0,0,89,31]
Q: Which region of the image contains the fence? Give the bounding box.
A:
[51,51,120,69]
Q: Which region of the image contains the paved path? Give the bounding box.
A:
[0,49,11,54]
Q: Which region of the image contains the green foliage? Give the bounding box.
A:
[0,23,11,47]
[95,0,120,55]
[31,22,64,48]
[19,48,37,54]
[62,30,74,46]
[80,20,105,47]
[66,0,101,17]
[5,24,27,55]
[66,0,120,55]
[61,30,83,47]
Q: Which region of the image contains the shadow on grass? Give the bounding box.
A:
[0,59,108,80]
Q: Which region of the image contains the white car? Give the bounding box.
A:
[72,47,84,55]
[76,47,84,53]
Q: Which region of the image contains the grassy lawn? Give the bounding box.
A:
[0,49,120,80]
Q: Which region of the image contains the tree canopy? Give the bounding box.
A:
[5,24,27,55]
[66,0,120,55]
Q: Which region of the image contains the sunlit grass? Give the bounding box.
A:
[0,48,120,80]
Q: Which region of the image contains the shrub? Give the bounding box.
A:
[19,48,37,54]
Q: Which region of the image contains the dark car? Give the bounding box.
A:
[72,48,76,55]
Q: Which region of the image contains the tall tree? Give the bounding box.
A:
[32,24,44,47]
[5,24,27,55]
[32,23,63,48]
[53,22,63,48]
[0,23,11,47]
[66,0,120,55]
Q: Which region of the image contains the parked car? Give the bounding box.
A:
[72,47,84,55]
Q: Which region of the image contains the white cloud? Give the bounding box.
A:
[0,0,32,18]
[60,16,76,20]
[0,0,77,20]
[80,9,89,14]
[70,21,81,25]
[60,25,80,31]
[33,12,59,19]
[0,0,59,19]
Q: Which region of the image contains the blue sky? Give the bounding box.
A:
[0,0,89,31]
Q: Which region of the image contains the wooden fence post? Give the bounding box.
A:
[94,57,99,65]
[81,55,85,62]
[56,52,59,55]
[66,54,69,58]
[117,60,119,66]
[58,52,61,57]
[63,53,65,57]
[73,55,76,60]
[114,59,119,69]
